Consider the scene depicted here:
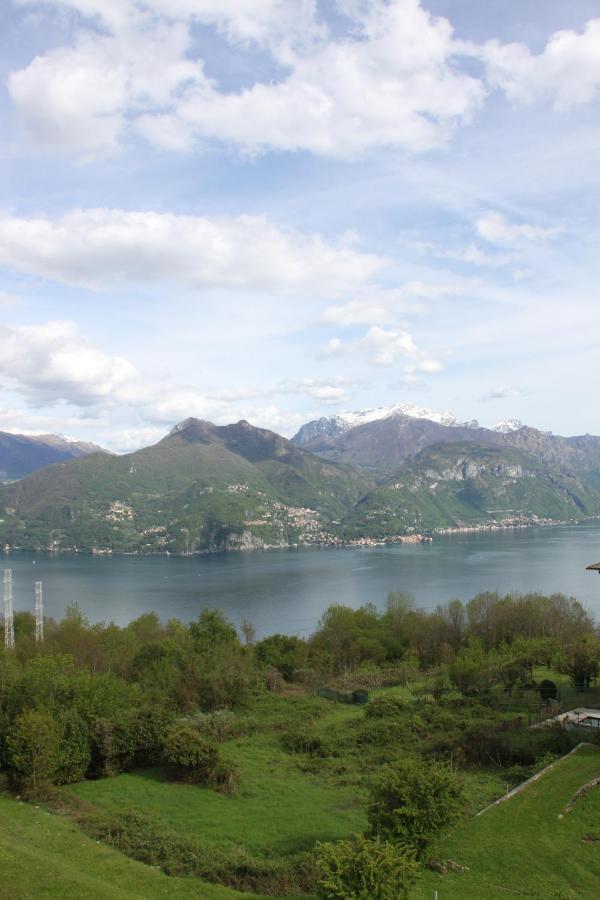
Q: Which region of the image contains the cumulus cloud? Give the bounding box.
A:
[9,0,484,158]
[475,212,562,245]
[0,321,137,407]
[0,208,383,293]
[483,19,600,111]
[320,325,441,372]
[278,376,353,404]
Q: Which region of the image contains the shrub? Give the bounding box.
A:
[190,708,237,742]
[368,757,464,855]
[6,709,61,797]
[365,696,406,719]
[281,729,324,756]
[83,808,315,894]
[56,711,91,784]
[539,679,558,702]
[163,723,219,783]
[315,834,419,899]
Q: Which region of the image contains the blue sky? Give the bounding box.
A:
[0,0,599,451]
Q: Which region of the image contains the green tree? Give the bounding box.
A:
[448,639,496,696]
[315,834,418,899]
[6,709,61,797]
[556,637,600,691]
[255,634,308,680]
[368,757,464,855]
[56,710,91,784]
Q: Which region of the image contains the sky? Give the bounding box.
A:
[0,0,599,452]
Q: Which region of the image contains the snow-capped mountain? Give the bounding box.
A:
[492,419,525,434]
[293,402,478,445]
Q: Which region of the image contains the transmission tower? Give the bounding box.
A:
[35,581,44,642]
[4,569,14,650]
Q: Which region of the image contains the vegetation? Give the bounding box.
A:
[0,588,599,896]
[417,743,600,898]
[3,418,600,554]
[368,758,465,854]
[315,835,419,899]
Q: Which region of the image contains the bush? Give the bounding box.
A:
[83,808,315,894]
[365,696,406,718]
[315,834,419,899]
[281,729,325,755]
[163,723,219,783]
[189,708,237,742]
[56,711,91,784]
[368,757,464,855]
[539,679,558,702]
[6,709,61,797]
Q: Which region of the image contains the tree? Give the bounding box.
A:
[6,709,61,797]
[556,638,600,691]
[315,835,418,899]
[448,640,496,696]
[163,723,218,783]
[189,610,238,649]
[255,634,308,680]
[56,710,91,784]
[368,757,464,855]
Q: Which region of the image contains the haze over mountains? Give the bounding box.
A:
[1,405,600,555]
[0,431,106,482]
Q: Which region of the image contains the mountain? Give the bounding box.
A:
[0,431,106,482]
[3,416,600,555]
[492,419,525,434]
[292,406,600,477]
[293,410,503,472]
[342,441,600,538]
[0,418,372,554]
[293,402,478,445]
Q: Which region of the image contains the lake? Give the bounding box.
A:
[3,523,600,638]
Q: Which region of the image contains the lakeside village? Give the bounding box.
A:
[3,509,565,557]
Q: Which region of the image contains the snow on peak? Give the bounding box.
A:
[335,402,476,430]
[492,419,524,433]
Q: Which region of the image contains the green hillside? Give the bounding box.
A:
[0,419,371,554]
[2,423,600,555]
[343,442,600,537]
[416,743,600,899]
[0,794,254,900]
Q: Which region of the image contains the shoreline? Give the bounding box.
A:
[2,515,596,559]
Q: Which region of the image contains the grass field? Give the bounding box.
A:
[68,734,367,856]
[415,743,600,899]
[0,794,258,900]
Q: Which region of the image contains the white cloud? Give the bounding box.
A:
[479,385,529,402]
[475,212,562,245]
[320,325,441,372]
[483,19,600,111]
[8,17,204,156]
[0,321,137,407]
[0,208,383,293]
[9,0,485,158]
[279,376,353,404]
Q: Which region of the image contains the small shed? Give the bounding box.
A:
[586,562,600,574]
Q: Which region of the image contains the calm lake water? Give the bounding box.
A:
[4,524,600,638]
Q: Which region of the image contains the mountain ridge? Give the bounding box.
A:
[0,430,107,482]
[2,416,600,555]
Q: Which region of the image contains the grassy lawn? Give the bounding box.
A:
[0,794,256,900]
[414,743,600,899]
[68,733,367,857]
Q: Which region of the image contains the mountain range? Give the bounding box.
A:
[0,431,105,482]
[1,406,600,554]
